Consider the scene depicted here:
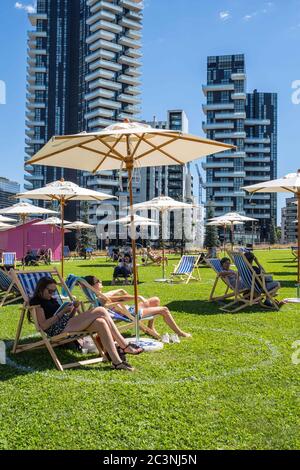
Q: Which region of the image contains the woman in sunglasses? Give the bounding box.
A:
[29,277,144,371]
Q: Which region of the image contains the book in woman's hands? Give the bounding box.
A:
[54,301,73,316]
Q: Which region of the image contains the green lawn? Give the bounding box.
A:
[0,250,300,450]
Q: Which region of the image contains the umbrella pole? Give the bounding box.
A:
[297,193,300,297]
[223,225,226,255]
[61,199,65,278]
[231,223,234,251]
[162,211,165,279]
[126,153,140,343]
[22,215,26,270]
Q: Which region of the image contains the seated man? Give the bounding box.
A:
[112,254,133,285]
[24,250,39,266]
[219,257,245,291]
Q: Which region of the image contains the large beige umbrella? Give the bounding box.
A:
[0,215,17,223]
[0,222,14,231]
[209,212,258,249]
[243,170,300,295]
[16,180,116,276]
[206,219,244,253]
[0,202,57,265]
[26,121,233,341]
[130,196,195,282]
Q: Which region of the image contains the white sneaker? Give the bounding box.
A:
[170,334,180,344]
[161,333,170,344]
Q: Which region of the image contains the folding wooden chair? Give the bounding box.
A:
[291,246,298,261]
[10,268,104,371]
[0,269,22,307]
[223,251,281,313]
[1,252,17,270]
[170,255,201,284]
[65,275,159,339]
[205,258,247,302]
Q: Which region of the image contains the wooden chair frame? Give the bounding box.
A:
[205,258,247,302]
[170,255,201,284]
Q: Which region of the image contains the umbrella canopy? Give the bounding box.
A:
[243,170,300,287]
[64,221,95,230]
[0,215,17,223]
[34,217,72,226]
[16,180,116,276]
[26,121,234,344]
[206,220,244,226]
[0,221,14,230]
[110,214,157,225]
[0,202,57,217]
[209,212,258,223]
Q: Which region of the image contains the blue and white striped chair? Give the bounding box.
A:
[205,258,247,303]
[0,269,22,307]
[66,275,159,339]
[10,268,104,371]
[170,255,201,284]
[1,252,17,269]
[224,251,280,312]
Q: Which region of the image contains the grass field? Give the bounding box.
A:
[0,250,300,450]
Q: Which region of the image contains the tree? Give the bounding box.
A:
[79,202,93,252]
[204,201,219,255]
[270,218,278,245]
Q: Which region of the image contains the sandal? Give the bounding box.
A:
[122,343,144,355]
[112,361,135,372]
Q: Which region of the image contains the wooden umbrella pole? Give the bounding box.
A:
[297,192,300,290]
[223,224,226,254]
[231,223,234,251]
[126,139,140,342]
[22,214,26,270]
[162,210,165,279]
[61,199,65,278]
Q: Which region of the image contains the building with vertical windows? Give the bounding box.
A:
[24,0,143,228]
[202,54,277,242]
[281,197,297,244]
[0,177,20,210]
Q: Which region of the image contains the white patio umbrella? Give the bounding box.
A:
[64,221,95,256]
[130,196,195,282]
[0,221,14,231]
[26,120,233,343]
[16,180,116,276]
[209,211,258,249]
[0,202,57,265]
[0,215,17,223]
[34,217,72,258]
[206,219,244,253]
[243,170,300,298]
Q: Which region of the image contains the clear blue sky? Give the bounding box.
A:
[1,0,300,217]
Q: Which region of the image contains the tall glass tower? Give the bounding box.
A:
[202,54,277,242]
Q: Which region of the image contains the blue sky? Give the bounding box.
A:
[1,0,300,216]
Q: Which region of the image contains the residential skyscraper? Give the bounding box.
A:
[202,54,277,242]
[24,0,143,226]
[0,177,20,210]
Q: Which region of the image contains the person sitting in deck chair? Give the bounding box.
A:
[141,246,168,266]
[219,257,246,291]
[112,254,133,285]
[244,251,281,307]
[85,275,191,339]
[29,277,144,371]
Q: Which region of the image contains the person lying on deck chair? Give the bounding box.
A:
[243,251,281,307]
[219,257,246,291]
[29,277,144,372]
[141,246,168,266]
[85,275,191,339]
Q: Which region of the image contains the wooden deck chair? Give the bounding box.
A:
[142,250,167,266]
[1,252,17,270]
[170,255,201,284]
[223,251,280,313]
[205,258,247,302]
[291,246,298,261]
[63,246,72,261]
[0,269,22,307]
[10,268,104,371]
[67,275,159,339]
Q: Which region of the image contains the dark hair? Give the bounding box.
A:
[244,251,255,263]
[220,257,230,267]
[84,275,98,287]
[28,277,57,323]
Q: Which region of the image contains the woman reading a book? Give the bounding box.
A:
[29,277,144,371]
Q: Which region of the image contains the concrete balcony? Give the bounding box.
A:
[245,157,270,163]
[244,204,270,210]
[86,29,116,44]
[85,88,115,101]
[245,166,271,172]
[119,55,141,67]
[26,84,46,93]
[245,119,271,126]
[92,1,123,14]
[119,17,142,31]
[88,97,121,110]
[215,171,246,178]
[231,92,247,100]
[231,73,246,80]
[29,13,47,26]
[215,112,246,120]
[123,104,141,114]
[202,83,234,95]
[127,48,142,59]
[244,175,270,182]
[87,10,116,26]
[119,35,140,49]
[86,41,122,59]
[206,182,234,188]
[214,131,246,139]
[28,31,47,39]
[213,201,234,207]
[87,49,116,66]
[214,191,236,197]
[26,101,46,110]
[245,194,270,200]
[118,93,141,105]
[26,120,46,128]
[202,122,234,131]
[118,74,141,86]
[244,147,271,154]
[125,67,142,77]
[25,138,45,146]
[126,10,143,21]
[25,174,45,181]
[120,0,143,11]
[202,161,234,169]
[86,68,116,82]
[88,118,115,129]
[202,103,234,113]
[88,78,121,91]
[245,138,270,144]
[85,108,115,120]
[125,86,140,95]
[91,19,122,34]
[214,151,246,159]
[28,48,47,58]
[89,59,121,72]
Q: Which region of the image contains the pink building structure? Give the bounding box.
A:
[0,219,62,261]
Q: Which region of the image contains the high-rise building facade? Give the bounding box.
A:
[0,177,20,210]
[281,197,297,244]
[24,0,143,225]
[202,54,277,242]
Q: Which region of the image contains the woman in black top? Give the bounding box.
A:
[30,277,143,371]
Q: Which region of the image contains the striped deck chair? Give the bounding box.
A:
[224,251,280,313]
[1,252,17,270]
[64,246,72,261]
[170,255,201,284]
[291,246,298,261]
[0,269,22,307]
[67,275,159,339]
[10,268,104,371]
[206,258,247,303]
